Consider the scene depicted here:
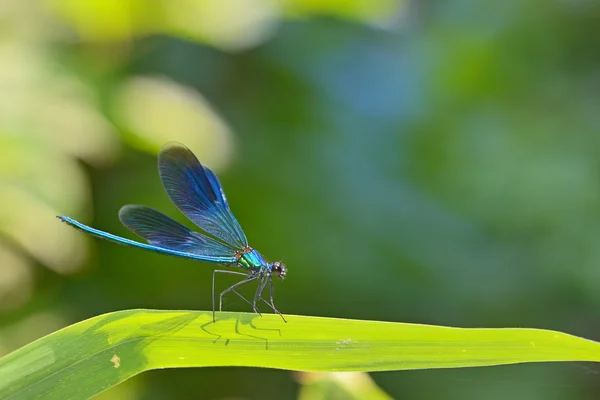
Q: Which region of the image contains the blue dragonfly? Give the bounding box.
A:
[59,142,287,322]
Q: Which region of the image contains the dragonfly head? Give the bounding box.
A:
[271,261,287,280]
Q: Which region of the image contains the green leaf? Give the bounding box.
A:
[1,309,599,399]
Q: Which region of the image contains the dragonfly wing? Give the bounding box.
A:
[203,165,231,209]
[58,215,237,263]
[158,142,248,248]
[119,205,238,258]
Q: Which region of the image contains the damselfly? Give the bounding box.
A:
[59,142,287,322]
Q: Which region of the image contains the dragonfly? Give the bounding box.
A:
[58,142,287,322]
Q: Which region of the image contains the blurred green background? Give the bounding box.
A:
[2,0,600,399]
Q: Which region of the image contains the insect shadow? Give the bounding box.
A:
[200,313,282,350]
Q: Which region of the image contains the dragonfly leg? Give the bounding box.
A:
[258,276,287,322]
[268,276,287,322]
[230,288,259,310]
[212,269,253,322]
[257,297,287,323]
[252,276,269,314]
[217,274,260,321]
[222,278,261,314]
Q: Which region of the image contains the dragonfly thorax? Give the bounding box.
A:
[236,247,267,271]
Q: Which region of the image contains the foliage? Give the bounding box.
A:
[2,310,600,399]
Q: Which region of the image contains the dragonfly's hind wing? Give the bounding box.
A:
[158,142,248,248]
[58,214,236,263]
[119,205,238,260]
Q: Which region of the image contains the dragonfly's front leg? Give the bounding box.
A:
[268,276,287,322]
[257,276,287,322]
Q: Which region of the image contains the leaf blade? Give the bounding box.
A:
[1,309,599,399]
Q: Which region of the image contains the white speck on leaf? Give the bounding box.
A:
[111,354,121,368]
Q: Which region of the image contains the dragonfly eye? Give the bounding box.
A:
[272,262,287,279]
